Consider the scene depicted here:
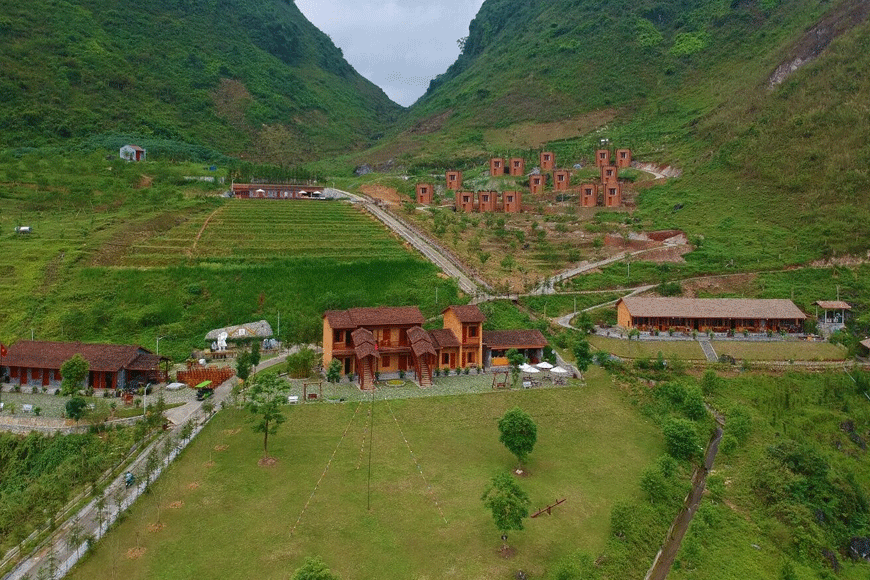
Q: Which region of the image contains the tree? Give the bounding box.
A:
[498,407,537,467]
[249,341,262,368]
[481,472,531,548]
[662,418,701,460]
[326,359,341,383]
[572,338,592,373]
[290,556,340,580]
[60,354,89,395]
[245,373,290,457]
[236,350,252,382]
[66,397,88,422]
[505,348,525,388]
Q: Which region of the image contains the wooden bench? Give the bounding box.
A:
[287,395,299,404]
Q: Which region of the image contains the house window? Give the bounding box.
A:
[333,330,343,343]
[442,353,449,365]
[382,355,391,367]
[468,352,475,364]
[382,328,391,345]
[467,325,478,338]
[507,196,513,202]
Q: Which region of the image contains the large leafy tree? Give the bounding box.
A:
[572,338,592,373]
[245,373,290,457]
[498,407,537,467]
[60,354,89,395]
[290,556,340,580]
[236,349,253,382]
[481,472,531,549]
[505,348,525,388]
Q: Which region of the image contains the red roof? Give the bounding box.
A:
[3,341,161,372]
[443,305,486,323]
[814,301,851,310]
[483,330,548,349]
[324,306,424,329]
[428,329,460,349]
[618,297,806,320]
[407,327,437,357]
[351,328,379,359]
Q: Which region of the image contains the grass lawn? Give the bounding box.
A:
[588,335,707,361]
[68,377,663,579]
[711,341,847,361]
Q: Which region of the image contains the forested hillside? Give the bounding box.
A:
[0,0,401,161]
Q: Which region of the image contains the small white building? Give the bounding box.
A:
[120,144,146,162]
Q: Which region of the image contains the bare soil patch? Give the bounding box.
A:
[147,522,166,533]
[126,547,146,560]
[258,456,278,468]
[681,273,758,298]
[359,184,403,207]
[222,428,242,436]
[187,482,200,490]
[641,245,693,264]
[214,444,229,452]
[484,109,617,149]
[498,546,517,559]
[204,460,216,468]
[169,501,184,509]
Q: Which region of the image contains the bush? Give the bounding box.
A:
[682,385,706,420]
[728,405,752,444]
[640,466,669,503]
[700,370,725,396]
[706,474,725,501]
[662,418,701,460]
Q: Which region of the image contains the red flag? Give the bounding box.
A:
[0,344,6,357]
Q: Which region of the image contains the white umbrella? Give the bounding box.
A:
[520,364,539,373]
[550,366,568,374]
[536,361,554,370]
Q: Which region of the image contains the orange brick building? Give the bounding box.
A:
[580,184,598,207]
[503,191,522,213]
[529,174,546,194]
[604,183,622,207]
[616,149,632,168]
[446,171,462,190]
[509,158,525,176]
[490,158,505,177]
[457,191,475,212]
[416,183,433,204]
[478,191,498,212]
[554,170,571,191]
[601,165,618,183]
[540,151,555,171]
[595,149,611,167]
[616,297,805,333]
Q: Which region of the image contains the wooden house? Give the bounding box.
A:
[445,171,462,190]
[2,341,167,390]
[595,149,610,167]
[509,158,525,177]
[580,184,598,207]
[416,183,434,204]
[529,174,546,194]
[554,170,571,191]
[322,305,547,389]
[616,297,806,333]
[457,191,475,212]
[119,144,146,162]
[490,158,505,177]
[540,151,555,171]
[478,191,498,212]
[503,191,522,213]
[616,149,632,168]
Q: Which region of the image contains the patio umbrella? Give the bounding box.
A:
[536,361,554,370]
[550,366,568,374]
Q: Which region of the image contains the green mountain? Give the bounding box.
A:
[0,0,401,161]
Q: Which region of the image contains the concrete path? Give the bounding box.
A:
[530,247,665,296]
[698,339,718,362]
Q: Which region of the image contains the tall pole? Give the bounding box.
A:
[367,388,374,512]
[277,312,280,344]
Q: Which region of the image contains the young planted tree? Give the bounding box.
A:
[65,397,88,423]
[498,407,537,468]
[60,354,89,396]
[505,348,525,388]
[245,373,290,457]
[236,350,253,383]
[572,338,592,373]
[481,472,531,550]
[326,359,342,383]
[249,341,262,368]
[290,556,340,580]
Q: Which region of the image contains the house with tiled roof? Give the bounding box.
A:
[2,341,167,390]
[322,305,547,390]
[616,297,806,333]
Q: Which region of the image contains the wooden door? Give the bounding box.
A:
[398,356,407,371]
[449,353,456,369]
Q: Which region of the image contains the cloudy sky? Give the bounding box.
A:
[295,0,486,107]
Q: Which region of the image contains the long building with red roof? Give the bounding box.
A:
[1,341,167,390]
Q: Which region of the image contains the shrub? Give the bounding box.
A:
[640,466,668,503]
[706,474,725,501]
[728,405,752,444]
[662,418,701,460]
[610,500,635,539]
[700,370,724,396]
[682,385,707,420]
[657,454,678,478]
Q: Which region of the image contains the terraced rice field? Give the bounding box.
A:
[122,200,410,266]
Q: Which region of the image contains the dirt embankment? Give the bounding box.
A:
[358,184,404,207]
[768,0,870,88]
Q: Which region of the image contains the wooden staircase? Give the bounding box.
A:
[417,358,433,388]
[359,357,376,390]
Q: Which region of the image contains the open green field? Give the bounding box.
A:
[589,335,707,361]
[69,380,664,579]
[712,340,847,362]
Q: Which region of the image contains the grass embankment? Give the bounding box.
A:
[69,378,663,579]
[589,335,707,361]
[712,341,847,362]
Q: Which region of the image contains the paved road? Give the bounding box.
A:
[329,188,489,296]
[2,377,237,580]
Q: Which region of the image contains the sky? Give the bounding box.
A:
[295,0,486,107]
